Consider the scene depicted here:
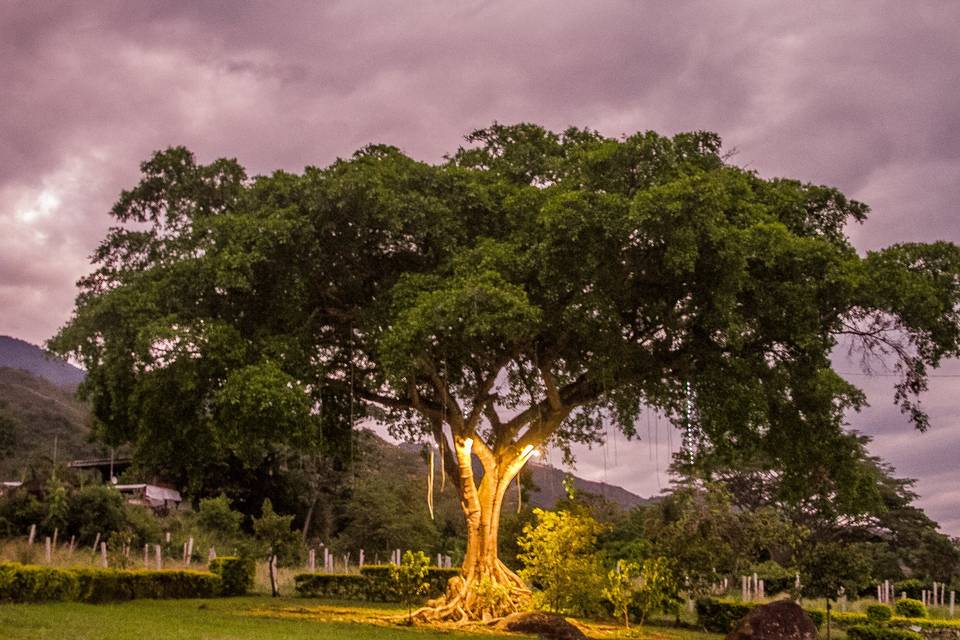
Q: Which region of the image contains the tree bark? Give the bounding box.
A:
[415,442,531,623]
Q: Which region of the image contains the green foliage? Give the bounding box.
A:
[294,565,457,601]
[0,562,79,603]
[894,579,924,600]
[695,598,754,633]
[642,484,802,595]
[67,485,127,545]
[294,574,371,600]
[866,604,893,624]
[71,568,220,602]
[253,499,301,566]
[389,550,431,621]
[517,508,606,616]
[799,541,873,601]
[894,598,927,618]
[847,624,922,640]
[630,557,681,625]
[602,557,679,627]
[208,556,254,596]
[0,562,218,603]
[603,560,638,627]
[696,598,824,633]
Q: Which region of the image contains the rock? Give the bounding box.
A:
[725,600,818,640]
[496,611,589,640]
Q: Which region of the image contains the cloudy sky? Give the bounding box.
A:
[2,2,959,532]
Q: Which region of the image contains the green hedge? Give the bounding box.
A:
[209,557,254,596]
[0,562,219,604]
[72,568,219,603]
[294,574,370,600]
[895,599,927,619]
[0,563,79,603]
[847,624,922,640]
[696,598,824,633]
[294,565,459,602]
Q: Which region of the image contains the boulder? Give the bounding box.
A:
[496,611,589,640]
[725,600,818,640]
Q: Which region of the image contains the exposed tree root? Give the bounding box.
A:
[410,562,532,625]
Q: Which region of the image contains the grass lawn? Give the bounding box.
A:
[0,596,725,640]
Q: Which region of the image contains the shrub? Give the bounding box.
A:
[894,579,923,600]
[294,566,458,601]
[67,485,128,545]
[71,568,220,602]
[209,556,253,596]
[0,562,79,603]
[866,604,893,624]
[894,598,927,619]
[696,598,754,633]
[517,508,606,616]
[295,574,371,600]
[360,565,457,601]
[847,624,922,640]
[390,550,430,623]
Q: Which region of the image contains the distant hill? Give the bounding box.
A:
[396,440,648,511]
[0,336,85,389]
[0,367,101,479]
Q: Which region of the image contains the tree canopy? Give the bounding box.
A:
[51,122,960,618]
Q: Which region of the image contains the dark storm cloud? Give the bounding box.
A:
[2,1,959,530]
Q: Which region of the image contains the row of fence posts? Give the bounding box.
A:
[741,573,766,601]
[304,547,454,573]
[25,524,213,570]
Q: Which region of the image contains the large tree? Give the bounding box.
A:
[52,124,960,620]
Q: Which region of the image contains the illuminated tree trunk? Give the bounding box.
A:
[414,438,532,622]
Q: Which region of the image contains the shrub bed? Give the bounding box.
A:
[847,624,923,640]
[294,565,459,602]
[0,562,219,604]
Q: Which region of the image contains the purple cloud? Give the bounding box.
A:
[1,1,958,532]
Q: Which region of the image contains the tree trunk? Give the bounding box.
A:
[414,446,531,623]
[269,554,279,597]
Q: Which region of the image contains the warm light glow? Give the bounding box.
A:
[463,437,473,452]
[521,444,534,457]
[531,449,541,458]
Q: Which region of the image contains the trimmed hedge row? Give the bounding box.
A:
[0,562,220,603]
[294,565,459,602]
[697,598,960,637]
[696,598,824,633]
[847,625,923,640]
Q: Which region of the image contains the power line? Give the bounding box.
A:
[836,371,960,379]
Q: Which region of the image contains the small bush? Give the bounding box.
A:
[866,604,893,624]
[696,598,753,633]
[894,598,927,619]
[209,556,253,596]
[847,624,922,640]
[894,579,923,600]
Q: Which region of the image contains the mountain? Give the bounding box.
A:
[395,439,649,511]
[526,462,650,509]
[0,367,101,479]
[0,336,85,389]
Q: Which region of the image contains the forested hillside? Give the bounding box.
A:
[0,367,100,479]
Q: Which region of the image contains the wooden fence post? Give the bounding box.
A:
[100,541,108,567]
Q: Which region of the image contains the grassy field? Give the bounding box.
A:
[0,596,725,640]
